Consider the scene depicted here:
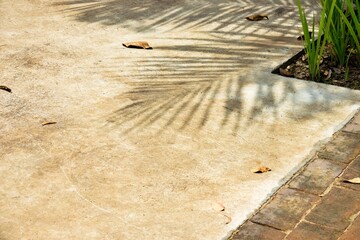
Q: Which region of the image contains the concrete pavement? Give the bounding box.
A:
[0,0,359,239]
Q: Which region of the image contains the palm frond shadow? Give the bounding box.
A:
[55,0,347,135]
[103,37,337,135]
[55,0,320,32]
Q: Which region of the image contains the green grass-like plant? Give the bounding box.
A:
[335,0,360,59]
[322,0,351,66]
[297,0,336,80]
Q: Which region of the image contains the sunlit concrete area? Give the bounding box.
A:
[1,0,359,239]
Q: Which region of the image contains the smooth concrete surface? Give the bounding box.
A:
[0,0,359,239]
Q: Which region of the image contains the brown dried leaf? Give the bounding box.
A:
[0,85,11,93]
[213,202,225,212]
[343,177,360,184]
[328,43,335,56]
[279,68,294,77]
[333,67,341,74]
[297,32,313,40]
[42,121,57,126]
[253,167,271,173]
[122,41,152,49]
[324,69,332,80]
[301,54,308,62]
[224,215,232,224]
[246,14,269,21]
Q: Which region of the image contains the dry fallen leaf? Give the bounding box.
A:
[42,121,57,126]
[343,177,360,184]
[0,85,11,93]
[253,167,271,173]
[301,54,308,62]
[297,32,313,40]
[246,14,269,21]
[279,68,294,77]
[224,215,232,224]
[122,41,152,49]
[212,202,225,212]
[324,69,332,80]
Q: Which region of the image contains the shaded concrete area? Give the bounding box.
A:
[0,0,359,239]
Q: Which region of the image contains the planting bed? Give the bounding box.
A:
[273,46,360,90]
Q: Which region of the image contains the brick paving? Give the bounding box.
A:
[230,110,360,240]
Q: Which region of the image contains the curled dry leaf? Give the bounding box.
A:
[122,41,152,49]
[42,121,57,126]
[224,215,232,224]
[328,43,336,56]
[297,32,313,40]
[324,69,332,80]
[301,54,308,62]
[343,177,360,184]
[246,14,269,21]
[0,85,12,93]
[279,68,294,77]
[212,202,225,212]
[253,167,271,173]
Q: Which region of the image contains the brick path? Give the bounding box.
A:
[230,110,360,240]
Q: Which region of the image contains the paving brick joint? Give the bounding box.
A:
[230,110,360,240]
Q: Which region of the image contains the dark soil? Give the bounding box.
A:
[274,47,360,90]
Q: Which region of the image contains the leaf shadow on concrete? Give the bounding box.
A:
[55,0,319,31]
[56,0,357,135]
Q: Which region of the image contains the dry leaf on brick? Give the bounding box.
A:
[279,68,294,77]
[343,177,360,184]
[122,41,152,49]
[246,14,269,21]
[0,85,11,93]
[42,121,57,126]
[252,167,271,173]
